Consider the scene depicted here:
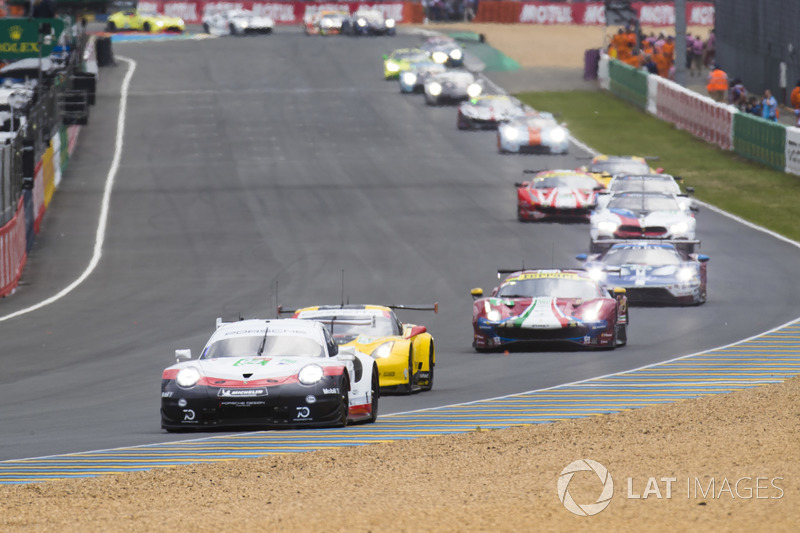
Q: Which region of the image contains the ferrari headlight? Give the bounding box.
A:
[298,364,325,385]
[432,51,448,64]
[386,19,395,28]
[450,49,463,61]
[428,82,442,96]
[597,220,619,233]
[548,127,567,143]
[676,267,695,282]
[581,301,604,322]
[402,72,417,85]
[504,127,519,141]
[486,309,502,322]
[370,341,394,359]
[357,17,367,26]
[670,221,689,235]
[467,83,482,98]
[386,61,399,72]
[176,367,201,388]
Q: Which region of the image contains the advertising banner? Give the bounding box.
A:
[784,127,800,176]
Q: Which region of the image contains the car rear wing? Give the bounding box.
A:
[387,303,438,314]
[591,239,701,253]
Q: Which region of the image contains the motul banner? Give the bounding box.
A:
[516,2,714,26]
[134,2,407,26]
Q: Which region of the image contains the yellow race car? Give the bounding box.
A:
[383,48,431,80]
[290,304,436,394]
[106,9,185,33]
[579,154,662,187]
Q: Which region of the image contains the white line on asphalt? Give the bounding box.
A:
[0,56,137,323]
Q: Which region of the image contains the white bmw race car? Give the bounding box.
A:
[161,318,379,431]
[589,191,697,253]
[203,9,274,36]
[497,111,570,154]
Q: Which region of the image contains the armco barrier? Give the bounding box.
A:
[652,75,735,151]
[786,127,800,177]
[608,60,648,110]
[0,197,27,298]
[733,113,786,171]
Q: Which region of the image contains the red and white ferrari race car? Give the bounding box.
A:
[515,169,605,222]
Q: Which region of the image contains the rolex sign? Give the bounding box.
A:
[0,18,65,60]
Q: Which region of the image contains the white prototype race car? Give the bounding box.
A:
[424,69,484,105]
[202,9,274,36]
[161,318,379,431]
[457,94,528,130]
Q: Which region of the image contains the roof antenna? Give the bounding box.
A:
[552,242,555,269]
[341,269,345,308]
[275,280,279,318]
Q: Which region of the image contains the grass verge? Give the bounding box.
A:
[517,91,800,242]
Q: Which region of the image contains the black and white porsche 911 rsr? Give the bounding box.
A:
[202,9,274,36]
[161,318,378,431]
[424,69,484,106]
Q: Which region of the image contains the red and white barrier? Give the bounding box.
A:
[513,2,713,26]
[651,75,735,151]
[0,197,27,298]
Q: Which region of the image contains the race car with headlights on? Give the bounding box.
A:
[304,10,348,35]
[577,241,708,306]
[161,318,378,431]
[202,9,274,36]
[420,36,465,67]
[106,8,185,33]
[383,47,431,80]
[342,8,396,36]
[457,95,528,130]
[515,169,605,222]
[470,269,628,352]
[589,191,697,253]
[596,174,695,211]
[399,59,448,93]
[288,304,437,394]
[424,69,484,105]
[580,154,662,186]
[497,111,570,154]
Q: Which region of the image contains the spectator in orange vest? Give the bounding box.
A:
[790,80,800,126]
[653,48,670,78]
[663,35,675,62]
[706,64,728,102]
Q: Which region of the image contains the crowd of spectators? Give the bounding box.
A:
[423,0,478,22]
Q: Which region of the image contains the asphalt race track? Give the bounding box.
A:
[2,27,800,461]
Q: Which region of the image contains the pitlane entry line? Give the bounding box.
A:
[2,318,800,484]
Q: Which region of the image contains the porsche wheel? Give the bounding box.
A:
[367,366,379,423]
[420,342,434,391]
[229,23,238,36]
[616,323,628,346]
[202,23,210,34]
[335,376,350,427]
[404,347,414,394]
[143,22,152,33]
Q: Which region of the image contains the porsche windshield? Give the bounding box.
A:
[534,175,599,189]
[394,50,428,62]
[610,177,677,194]
[607,194,680,213]
[591,160,650,174]
[202,335,325,359]
[307,314,398,343]
[604,246,683,266]
[497,278,603,299]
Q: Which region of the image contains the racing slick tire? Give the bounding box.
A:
[420,342,435,392]
[616,323,628,346]
[143,22,152,32]
[517,206,525,222]
[202,23,210,33]
[404,347,415,394]
[367,366,380,423]
[106,21,117,32]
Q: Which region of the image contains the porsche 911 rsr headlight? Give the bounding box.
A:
[670,221,690,235]
[450,49,463,61]
[548,127,567,143]
[386,61,400,73]
[597,220,619,233]
[402,72,417,85]
[678,199,691,211]
[386,18,396,28]
[676,267,696,282]
[503,127,519,141]
[357,17,367,26]
[370,341,394,359]
[176,367,201,388]
[428,82,443,96]
[432,51,448,64]
[467,83,482,98]
[298,364,325,385]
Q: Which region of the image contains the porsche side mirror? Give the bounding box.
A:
[685,186,695,194]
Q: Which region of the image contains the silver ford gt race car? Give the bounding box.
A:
[161,318,379,431]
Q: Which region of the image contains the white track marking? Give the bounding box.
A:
[0,56,137,323]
